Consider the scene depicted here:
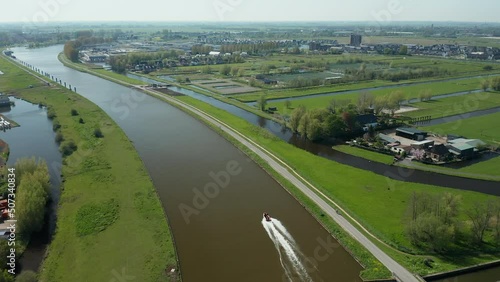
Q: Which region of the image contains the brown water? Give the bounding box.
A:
[11,46,363,281]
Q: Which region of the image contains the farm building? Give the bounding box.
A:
[448,138,486,148]
[396,127,428,141]
[377,133,399,145]
[411,140,434,150]
[448,143,475,159]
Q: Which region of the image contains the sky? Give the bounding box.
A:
[2,0,499,24]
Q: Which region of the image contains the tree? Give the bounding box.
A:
[70,109,79,116]
[284,100,292,109]
[230,67,239,77]
[356,92,374,113]
[16,174,48,236]
[14,157,38,187]
[399,45,408,55]
[373,96,388,115]
[237,68,246,77]
[467,201,494,244]
[297,112,310,138]
[481,79,490,91]
[221,65,231,76]
[493,200,500,244]
[406,192,461,251]
[306,119,323,141]
[490,77,500,91]
[290,105,306,132]
[387,91,405,116]
[261,64,271,75]
[257,95,267,111]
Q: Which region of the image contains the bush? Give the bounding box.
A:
[60,140,77,156]
[55,132,64,144]
[483,65,493,71]
[79,117,84,124]
[94,128,104,138]
[52,120,61,131]
[47,107,56,119]
[70,109,79,116]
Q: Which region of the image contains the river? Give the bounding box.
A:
[0,98,62,272]
[11,46,363,281]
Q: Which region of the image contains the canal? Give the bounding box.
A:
[0,98,62,272]
[11,46,363,281]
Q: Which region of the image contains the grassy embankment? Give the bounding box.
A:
[60,54,500,278]
[0,55,178,282]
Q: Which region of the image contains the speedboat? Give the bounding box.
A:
[263,212,272,222]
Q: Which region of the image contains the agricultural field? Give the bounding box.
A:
[402,91,500,119]
[266,76,498,115]
[191,79,260,94]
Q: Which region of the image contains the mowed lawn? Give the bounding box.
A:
[0,56,177,281]
[267,76,497,114]
[403,91,500,119]
[422,111,500,145]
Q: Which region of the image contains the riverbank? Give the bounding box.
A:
[58,53,500,279]
[0,55,179,281]
[0,113,19,128]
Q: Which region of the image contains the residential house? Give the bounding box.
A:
[428,144,450,161]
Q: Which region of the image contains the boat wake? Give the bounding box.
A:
[262,217,315,282]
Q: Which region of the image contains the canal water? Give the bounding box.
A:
[0,98,62,272]
[11,46,363,281]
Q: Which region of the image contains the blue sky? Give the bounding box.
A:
[2,0,499,23]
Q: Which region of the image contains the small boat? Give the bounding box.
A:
[263,212,272,222]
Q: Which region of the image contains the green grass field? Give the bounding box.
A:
[422,111,500,145]
[0,55,178,282]
[267,76,498,115]
[403,91,500,119]
[333,145,394,164]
